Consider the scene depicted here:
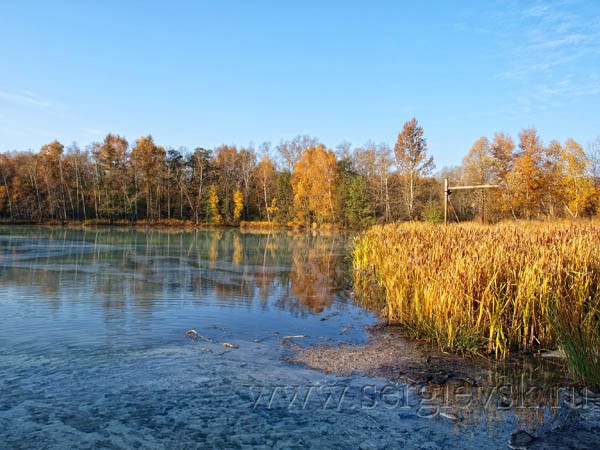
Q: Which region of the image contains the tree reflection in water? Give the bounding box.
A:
[288,233,345,314]
[0,227,354,318]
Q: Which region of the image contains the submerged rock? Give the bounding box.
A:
[528,428,600,450]
[509,430,535,449]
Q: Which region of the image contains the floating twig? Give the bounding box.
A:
[185,329,214,343]
[282,335,306,340]
[440,411,462,422]
[281,335,307,348]
[340,325,353,335]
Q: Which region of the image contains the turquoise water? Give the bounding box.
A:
[0,227,597,449]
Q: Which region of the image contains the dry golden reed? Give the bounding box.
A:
[353,221,600,374]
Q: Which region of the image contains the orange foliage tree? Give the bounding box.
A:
[291,144,338,226]
[130,135,165,220]
[507,128,546,219]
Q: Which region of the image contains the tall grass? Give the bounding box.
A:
[353,221,600,386]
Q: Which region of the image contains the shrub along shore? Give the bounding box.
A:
[352,221,600,387]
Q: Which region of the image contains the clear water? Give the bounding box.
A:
[0,227,597,449]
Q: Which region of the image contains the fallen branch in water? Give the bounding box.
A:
[281,335,307,348]
[340,325,353,335]
[254,332,280,343]
[185,329,214,343]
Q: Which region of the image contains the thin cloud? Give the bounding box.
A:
[455,0,600,117]
[0,90,53,109]
[495,0,600,82]
[83,128,104,137]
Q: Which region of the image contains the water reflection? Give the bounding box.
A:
[0,226,352,318]
[289,233,343,314]
[411,359,590,436]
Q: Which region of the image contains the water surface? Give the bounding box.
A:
[0,227,597,449]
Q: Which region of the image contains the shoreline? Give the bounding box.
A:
[286,323,600,449]
[0,219,350,232]
[288,322,577,389]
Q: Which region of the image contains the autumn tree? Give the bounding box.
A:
[187,148,212,224]
[488,132,515,218]
[336,146,375,228]
[506,128,546,219]
[542,140,566,217]
[490,133,514,182]
[238,147,256,219]
[208,184,222,224]
[587,137,600,213]
[130,135,166,220]
[38,140,68,220]
[0,153,15,218]
[589,137,600,185]
[560,138,594,217]
[353,142,394,222]
[213,145,242,223]
[91,134,130,221]
[394,118,434,219]
[374,145,395,222]
[163,148,183,219]
[233,189,244,223]
[254,154,277,222]
[277,135,319,173]
[5,124,597,226]
[62,143,93,221]
[462,137,495,221]
[5,153,37,220]
[291,145,338,226]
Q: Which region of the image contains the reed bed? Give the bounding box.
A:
[353,221,600,386]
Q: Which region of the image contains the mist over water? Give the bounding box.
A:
[0,227,597,449]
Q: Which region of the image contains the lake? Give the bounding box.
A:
[0,227,597,449]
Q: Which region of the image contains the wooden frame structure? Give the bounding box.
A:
[444,178,500,225]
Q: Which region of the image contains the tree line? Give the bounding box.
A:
[1,118,599,226]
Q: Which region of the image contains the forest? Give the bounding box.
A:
[1,118,599,227]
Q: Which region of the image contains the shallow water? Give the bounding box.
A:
[0,227,597,449]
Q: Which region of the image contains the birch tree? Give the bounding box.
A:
[394,118,434,219]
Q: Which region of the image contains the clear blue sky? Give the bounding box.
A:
[1,0,599,168]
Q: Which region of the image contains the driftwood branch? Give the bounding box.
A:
[185,329,214,343]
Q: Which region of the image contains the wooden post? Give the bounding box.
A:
[444,178,449,225]
[482,188,486,224]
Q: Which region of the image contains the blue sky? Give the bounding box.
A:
[1,0,599,168]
